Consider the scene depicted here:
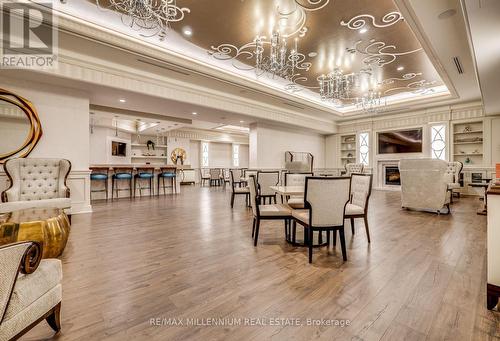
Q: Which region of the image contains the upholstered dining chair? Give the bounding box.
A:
[230,169,249,208]
[446,161,463,203]
[90,167,109,200]
[1,158,72,213]
[284,172,313,209]
[292,177,350,263]
[248,175,292,246]
[221,168,231,187]
[198,168,208,186]
[158,167,177,194]
[345,174,373,243]
[345,163,364,176]
[111,167,133,200]
[209,168,222,186]
[257,171,280,204]
[0,241,62,340]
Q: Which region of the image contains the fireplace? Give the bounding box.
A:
[385,166,401,186]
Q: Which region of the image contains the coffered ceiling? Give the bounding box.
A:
[52,0,465,116]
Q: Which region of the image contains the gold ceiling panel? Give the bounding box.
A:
[97,0,446,106]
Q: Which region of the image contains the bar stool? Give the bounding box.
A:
[158,167,177,194]
[90,167,109,200]
[111,167,133,200]
[134,167,155,197]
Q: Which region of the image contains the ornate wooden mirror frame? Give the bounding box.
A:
[0,88,43,163]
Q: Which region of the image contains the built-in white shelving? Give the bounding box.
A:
[452,120,484,166]
[339,134,357,168]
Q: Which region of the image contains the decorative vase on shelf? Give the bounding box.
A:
[464,157,472,165]
[463,125,472,133]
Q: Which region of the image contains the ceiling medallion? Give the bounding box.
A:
[95,0,190,40]
[340,11,404,30]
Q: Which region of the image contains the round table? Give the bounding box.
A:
[0,208,71,258]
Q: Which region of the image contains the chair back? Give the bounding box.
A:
[2,158,71,202]
[248,175,258,217]
[285,172,313,186]
[305,177,350,227]
[137,167,154,175]
[222,168,230,180]
[90,167,109,177]
[209,168,221,180]
[346,163,364,176]
[160,167,176,175]
[350,174,373,210]
[257,171,279,196]
[244,169,258,179]
[446,161,463,184]
[399,158,450,211]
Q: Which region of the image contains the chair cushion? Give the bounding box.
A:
[0,198,71,214]
[113,173,132,179]
[287,197,304,209]
[4,259,62,320]
[292,209,309,224]
[90,173,108,180]
[259,204,291,217]
[345,203,364,215]
[234,187,249,194]
[137,173,154,179]
[160,173,176,178]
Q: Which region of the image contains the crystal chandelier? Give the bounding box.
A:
[254,31,301,80]
[96,0,190,40]
[355,90,386,113]
[317,68,358,103]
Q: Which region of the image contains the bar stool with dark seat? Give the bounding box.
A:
[158,166,177,194]
[90,167,109,200]
[134,167,155,197]
[111,167,133,200]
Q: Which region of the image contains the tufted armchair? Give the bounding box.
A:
[0,241,62,340]
[345,163,364,176]
[1,158,71,214]
[446,161,463,203]
[399,158,452,214]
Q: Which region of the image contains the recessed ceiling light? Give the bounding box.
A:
[119,99,126,103]
[182,26,192,36]
[240,120,244,123]
[192,112,197,115]
[359,28,368,34]
[308,52,318,58]
[397,66,404,71]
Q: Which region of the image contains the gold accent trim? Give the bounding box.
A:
[0,88,43,163]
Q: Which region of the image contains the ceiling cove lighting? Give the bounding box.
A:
[96,0,191,40]
[215,125,250,133]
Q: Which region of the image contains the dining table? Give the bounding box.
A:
[269,185,305,196]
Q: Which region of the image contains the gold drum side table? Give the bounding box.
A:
[0,208,70,258]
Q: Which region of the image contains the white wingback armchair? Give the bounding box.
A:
[0,242,62,340]
[399,158,452,214]
[345,163,364,176]
[1,158,71,214]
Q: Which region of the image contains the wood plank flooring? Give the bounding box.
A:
[23,186,500,340]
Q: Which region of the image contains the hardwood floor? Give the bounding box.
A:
[24,186,499,340]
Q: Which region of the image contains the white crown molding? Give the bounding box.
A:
[337,102,484,133]
[166,128,249,144]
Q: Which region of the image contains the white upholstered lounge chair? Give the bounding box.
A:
[0,242,62,340]
[1,158,71,215]
[399,158,452,214]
